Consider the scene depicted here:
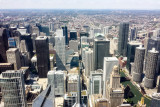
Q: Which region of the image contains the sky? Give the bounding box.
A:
[0,0,160,10]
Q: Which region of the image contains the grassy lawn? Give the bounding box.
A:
[120,71,151,107]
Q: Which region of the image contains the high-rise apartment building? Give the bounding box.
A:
[0,28,9,63]
[6,48,21,70]
[150,93,160,107]
[0,70,26,107]
[118,22,129,56]
[35,36,50,78]
[93,34,110,70]
[144,48,159,88]
[132,46,145,82]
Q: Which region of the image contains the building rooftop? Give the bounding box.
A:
[0,63,13,66]
[7,48,18,52]
[36,36,48,40]
[104,57,118,62]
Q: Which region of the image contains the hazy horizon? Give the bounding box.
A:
[0,0,160,10]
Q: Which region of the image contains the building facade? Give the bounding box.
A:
[118,22,129,56]
[6,48,21,70]
[0,70,26,107]
[35,36,50,78]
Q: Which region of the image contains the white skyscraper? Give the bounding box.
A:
[55,29,66,70]
[85,49,94,77]
[103,57,119,98]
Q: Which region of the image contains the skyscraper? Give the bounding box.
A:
[93,34,110,70]
[106,66,124,107]
[150,93,160,107]
[6,48,21,70]
[144,48,159,88]
[130,28,137,41]
[48,70,66,96]
[132,45,145,82]
[103,57,119,98]
[72,62,86,107]
[0,28,9,63]
[69,40,79,52]
[118,22,129,56]
[126,41,141,73]
[35,36,50,78]
[0,70,26,107]
[90,70,103,95]
[70,30,77,40]
[62,26,69,45]
[85,49,94,77]
[55,35,66,70]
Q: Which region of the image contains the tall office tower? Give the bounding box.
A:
[0,63,14,74]
[62,26,69,45]
[107,66,124,107]
[32,26,40,36]
[49,22,54,32]
[85,49,94,77]
[67,74,78,92]
[80,32,89,38]
[20,40,28,53]
[110,66,121,89]
[73,62,86,107]
[21,34,34,57]
[126,41,141,73]
[93,34,110,70]
[90,69,103,95]
[144,48,159,88]
[6,48,21,70]
[118,22,129,56]
[82,47,89,66]
[103,57,119,98]
[132,46,145,82]
[103,57,119,82]
[54,70,66,96]
[150,93,160,107]
[55,35,66,70]
[103,26,109,35]
[130,28,137,41]
[69,40,79,52]
[0,28,9,63]
[31,33,37,51]
[70,30,77,40]
[47,70,55,89]
[83,26,90,33]
[35,36,50,78]
[0,70,26,107]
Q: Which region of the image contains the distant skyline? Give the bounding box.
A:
[0,0,160,10]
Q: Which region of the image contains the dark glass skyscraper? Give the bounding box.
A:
[126,42,141,73]
[93,34,110,70]
[0,28,9,63]
[35,36,50,78]
[70,30,77,40]
[118,22,129,56]
[62,26,69,45]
